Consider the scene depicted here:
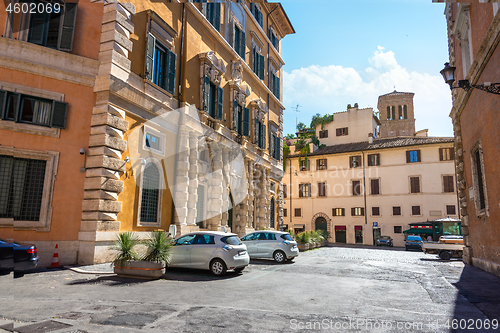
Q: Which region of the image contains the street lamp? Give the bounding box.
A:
[440,62,500,95]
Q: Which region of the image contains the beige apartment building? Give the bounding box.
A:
[283,93,458,247]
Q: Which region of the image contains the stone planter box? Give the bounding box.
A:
[297,243,310,252]
[113,261,165,279]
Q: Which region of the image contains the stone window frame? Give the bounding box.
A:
[142,125,166,157]
[442,174,455,193]
[371,206,381,217]
[136,157,164,227]
[446,204,457,216]
[250,31,265,80]
[392,206,402,217]
[452,4,473,78]
[0,81,64,138]
[229,81,250,136]
[199,51,226,121]
[411,205,422,217]
[0,146,59,231]
[470,140,489,217]
[294,207,302,218]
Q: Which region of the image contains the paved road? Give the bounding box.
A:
[1,246,499,332]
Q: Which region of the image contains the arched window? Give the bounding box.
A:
[270,197,275,228]
[398,105,403,119]
[387,106,391,120]
[403,105,408,119]
[140,162,160,223]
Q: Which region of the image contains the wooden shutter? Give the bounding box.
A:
[416,150,421,162]
[439,148,444,161]
[216,86,223,120]
[259,53,265,80]
[270,134,275,157]
[450,148,455,160]
[276,75,280,99]
[145,33,156,81]
[28,12,49,45]
[345,127,348,135]
[308,184,312,197]
[275,136,280,160]
[316,159,320,170]
[283,185,287,198]
[242,107,249,137]
[50,101,68,129]
[406,151,411,163]
[166,49,177,94]
[371,179,379,195]
[252,47,257,73]
[261,123,266,149]
[254,118,260,145]
[258,11,263,27]
[214,3,221,31]
[299,184,303,198]
[444,175,454,192]
[411,177,420,193]
[203,75,210,112]
[0,90,7,119]
[233,100,239,131]
[240,31,246,60]
[360,208,365,216]
[336,128,340,136]
[58,3,78,52]
[351,208,355,216]
[349,156,353,168]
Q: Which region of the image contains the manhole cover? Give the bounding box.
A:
[56,312,87,320]
[15,320,71,333]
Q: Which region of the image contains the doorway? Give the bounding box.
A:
[372,227,381,245]
[315,217,328,232]
[355,226,363,244]
[335,226,346,243]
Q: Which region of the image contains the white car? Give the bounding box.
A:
[241,231,299,263]
[169,231,249,276]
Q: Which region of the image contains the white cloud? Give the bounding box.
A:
[283,47,453,137]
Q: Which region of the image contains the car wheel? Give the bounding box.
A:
[439,251,451,260]
[405,247,409,251]
[273,250,286,263]
[234,267,245,273]
[210,259,227,276]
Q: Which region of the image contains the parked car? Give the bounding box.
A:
[169,231,249,276]
[376,236,393,247]
[240,231,299,263]
[405,235,423,251]
[0,238,39,273]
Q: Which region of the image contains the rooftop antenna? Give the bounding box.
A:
[293,104,301,132]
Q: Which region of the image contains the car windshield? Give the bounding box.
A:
[281,234,293,241]
[221,235,242,245]
[407,236,422,241]
[379,236,390,240]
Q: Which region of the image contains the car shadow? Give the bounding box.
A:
[164,267,244,282]
[248,259,294,266]
[420,257,463,262]
[65,275,157,286]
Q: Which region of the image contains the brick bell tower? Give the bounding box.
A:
[377,91,415,138]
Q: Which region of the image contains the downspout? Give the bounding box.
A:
[362,151,367,226]
[171,3,187,236]
[289,157,292,229]
[178,3,186,109]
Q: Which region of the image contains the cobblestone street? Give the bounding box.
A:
[1,246,499,332]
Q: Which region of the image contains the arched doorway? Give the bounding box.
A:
[315,216,327,232]
[270,197,275,229]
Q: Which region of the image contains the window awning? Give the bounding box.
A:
[294,224,305,228]
[403,228,434,235]
[335,226,346,231]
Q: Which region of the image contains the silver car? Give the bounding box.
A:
[169,231,249,276]
[241,231,299,263]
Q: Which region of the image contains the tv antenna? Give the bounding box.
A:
[292,104,301,131]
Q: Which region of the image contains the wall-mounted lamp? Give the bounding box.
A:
[79,148,86,173]
[440,62,500,95]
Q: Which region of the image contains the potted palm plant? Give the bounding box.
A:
[112,231,172,279]
[296,232,311,251]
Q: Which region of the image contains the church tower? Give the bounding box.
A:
[377,91,415,138]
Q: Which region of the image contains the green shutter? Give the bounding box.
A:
[258,11,263,28]
[0,90,7,119]
[275,135,280,160]
[233,100,238,131]
[232,23,238,51]
[252,47,256,74]
[276,75,280,99]
[261,123,266,149]
[243,107,249,137]
[145,33,156,81]
[57,3,78,52]
[28,12,49,45]
[255,118,260,145]
[217,86,223,120]
[240,31,246,60]
[214,3,221,32]
[269,133,275,158]
[203,75,210,112]
[166,49,176,94]
[50,101,68,129]
[259,53,265,80]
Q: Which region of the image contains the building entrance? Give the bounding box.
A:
[372,227,381,245]
[335,225,346,243]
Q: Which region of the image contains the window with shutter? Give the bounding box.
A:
[411,206,421,216]
[259,54,265,80]
[145,33,156,82]
[261,123,266,149]
[352,180,361,196]
[372,207,380,216]
[294,208,301,217]
[166,49,177,95]
[242,107,249,137]
[443,175,454,193]
[368,154,380,166]
[407,150,420,163]
[283,184,287,198]
[318,182,326,197]
[392,206,401,216]
[26,3,78,52]
[298,184,303,198]
[410,176,420,193]
[446,205,456,215]
[370,179,380,195]
[50,101,68,129]
[254,118,260,146]
[270,134,275,158]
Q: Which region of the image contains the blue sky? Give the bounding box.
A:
[280,0,453,137]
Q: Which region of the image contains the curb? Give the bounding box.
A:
[64,266,115,275]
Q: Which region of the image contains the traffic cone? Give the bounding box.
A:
[50,244,59,268]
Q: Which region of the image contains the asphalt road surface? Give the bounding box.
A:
[1,246,500,333]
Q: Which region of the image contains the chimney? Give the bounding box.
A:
[368,132,373,144]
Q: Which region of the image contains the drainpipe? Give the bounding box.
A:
[362,151,367,225]
[289,157,292,230]
[178,3,186,109]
